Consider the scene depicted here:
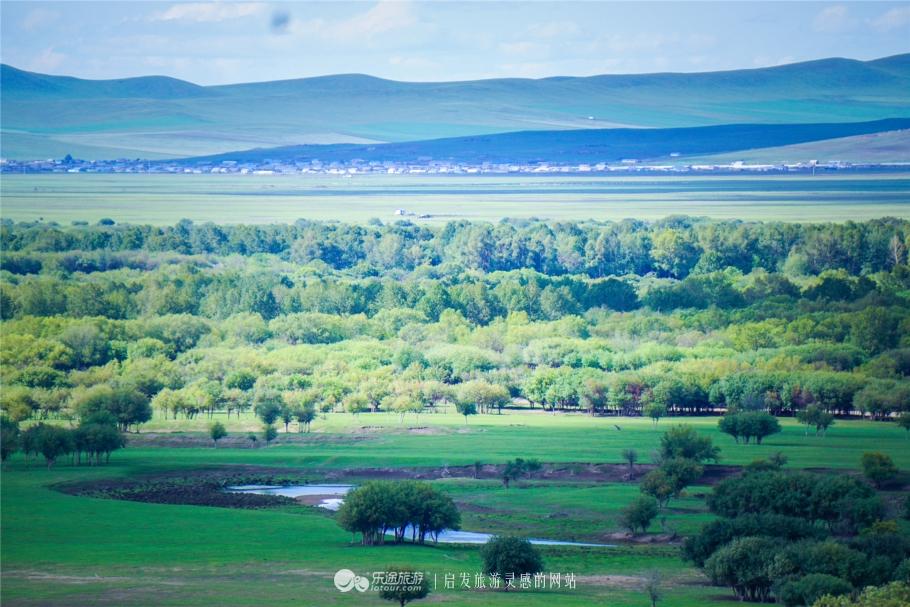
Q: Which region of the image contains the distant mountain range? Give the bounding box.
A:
[2,54,909,161]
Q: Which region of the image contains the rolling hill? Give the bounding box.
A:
[181,119,910,166]
[2,54,910,160]
[686,129,910,165]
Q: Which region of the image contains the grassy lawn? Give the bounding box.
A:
[3,173,908,224]
[122,409,910,470]
[2,412,906,606]
[1,461,708,607]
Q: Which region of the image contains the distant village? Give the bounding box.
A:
[2,155,907,175]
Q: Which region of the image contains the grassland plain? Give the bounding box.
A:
[2,173,910,225]
[2,412,908,606]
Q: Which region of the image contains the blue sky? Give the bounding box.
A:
[2,1,909,84]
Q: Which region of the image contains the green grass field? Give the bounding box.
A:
[2,411,907,606]
[2,173,909,225]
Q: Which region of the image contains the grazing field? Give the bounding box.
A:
[2,173,909,224]
[2,412,906,607]
[113,411,910,471]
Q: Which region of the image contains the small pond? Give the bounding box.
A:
[228,484,614,547]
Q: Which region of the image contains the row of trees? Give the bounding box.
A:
[3,258,908,327]
[4,217,907,278]
[5,349,910,437]
[1,414,125,467]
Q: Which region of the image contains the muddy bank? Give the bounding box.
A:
[57,468,310,508]
[315,462,742,485]
[56,461,742,510]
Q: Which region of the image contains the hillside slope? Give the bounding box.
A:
[182,119,910,166]
[2,55,909,160]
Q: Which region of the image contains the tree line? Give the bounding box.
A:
[3,217,907,278]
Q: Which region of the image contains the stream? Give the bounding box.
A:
[228,484,615,547]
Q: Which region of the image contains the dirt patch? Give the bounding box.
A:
[602,532,681,544]
[406,426,446,435]
[4,570,134,585]
[55,468,311,509]
[123,432,372,449]
[293,494,341,506]
[576,574,645,588]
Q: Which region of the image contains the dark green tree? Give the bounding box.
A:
[209,421,227,446]
[620,496,659,534]
[377,566,430,607]
[480,536,544,591]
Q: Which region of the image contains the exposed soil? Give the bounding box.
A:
[602,532,681,544]
[575,574,645,588]
[293,494,340,506]
[313,462,742,484]
[122,432,372,449]
[55,461,743,511]
[56,467,310,509]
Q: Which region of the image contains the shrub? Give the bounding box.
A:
[377,566,429,606]
[704,536,780,602]
[659,425,720,463]
[620,496,659,534]
[480,536,543,589]
[718,412,782,444]
[684,514,826,567]
[811,581,910,607]
[861,452,898,488]
[209,421,227,446]
[778,574,852,607]
[1,416,20,461]
[708,471,881,531]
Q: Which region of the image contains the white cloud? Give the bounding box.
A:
[149,2,266,24]
[498,41,546,57]
[526,21,579,40]
[292,1,417,42]
[21,8,60,32]
[389,55,439,71]
[812,5,851,33]
[602,33,677,54]
[27,47,66,72]
[868,7,910,32]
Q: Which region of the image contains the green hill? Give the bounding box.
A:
[686,129,910,165]
[2,54,909,160]
[184,119,910,166]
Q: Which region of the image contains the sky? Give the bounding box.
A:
[2,1,909,85]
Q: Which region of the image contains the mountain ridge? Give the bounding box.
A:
[5,53,910,91]
[3,54,909,160]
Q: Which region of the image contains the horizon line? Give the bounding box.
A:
[4,51,908,88]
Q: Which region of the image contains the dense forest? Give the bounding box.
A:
[2,217,910,429]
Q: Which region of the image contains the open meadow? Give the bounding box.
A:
[3,412,908,607]
[2,173,909,224]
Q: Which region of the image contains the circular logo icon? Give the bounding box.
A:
[354,576,370,592]
[334,569,356,592]
[334,569,369,592]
